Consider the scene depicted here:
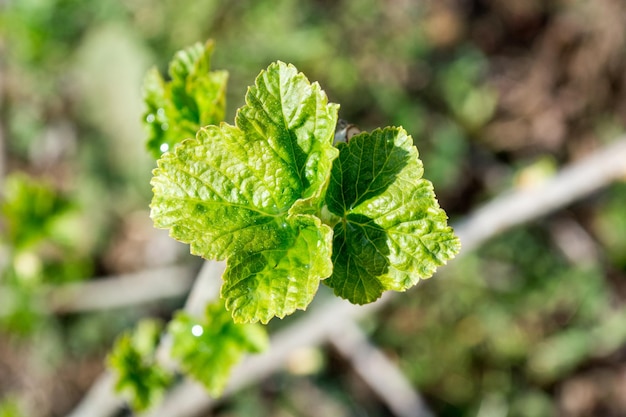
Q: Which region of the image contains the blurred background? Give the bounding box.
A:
[1,0,626,416]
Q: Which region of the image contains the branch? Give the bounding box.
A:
[68,137,626,417]
[329,320,435,417]
[47,265,197,313]
[65,372,120,417]
[182,260,224,315]
[0,265,197,323]
[66,262,225,417]
[454,138,626,252]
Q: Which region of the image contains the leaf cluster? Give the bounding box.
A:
[107,320,172,412]
[150,44,460,324]
[110,43,459,409]
[168,301,268,396]
[108,301,268,410]
[0,174,92,335]
[143,40,228,159]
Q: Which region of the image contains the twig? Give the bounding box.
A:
[548,216,600,265]
[454,138,626,252]
[65,372,120,417]
[65,261,225,417]
[69,137,626,417]
[47,265,197,313]
[182,260,224,316]
[1,263,205,319]
[0,265,197,321]
[143,294,386,417]
[329,320,435,417]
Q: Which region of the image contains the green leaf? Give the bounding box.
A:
[143,40,228,159]
[0,284,45,336]
[324,127,460,304]
[0,172,92,293]
[222,214,333,323]
[108,320,172,411]
[151,61,338,322]
[0,398,24,417]
[168,301,268,396]
[235,61,339,211]
[1,173,73,250]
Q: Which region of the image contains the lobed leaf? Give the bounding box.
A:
[324,127,460,304]
[151,61,338,322]
[222,214,333,323]
[236,62,339,211]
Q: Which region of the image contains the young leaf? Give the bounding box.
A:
[222,214,333,323]
[168,301,268,396]
[324,127,460,303]
[151,61,338,323]
[1,173,73,251]
[235,62,339,212]
[108,320,172,411]
[143,40,228,158]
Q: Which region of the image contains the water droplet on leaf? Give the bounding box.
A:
[191,324,204,337]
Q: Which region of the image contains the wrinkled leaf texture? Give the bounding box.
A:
[151,61,338,323]
[324,127,460,304]
[151,59,459,323]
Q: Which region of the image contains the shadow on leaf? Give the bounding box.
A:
[324,213,390,304]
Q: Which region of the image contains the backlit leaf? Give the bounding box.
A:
[324,127,460,303]
[151,61,338,322]
[143,40,228,158]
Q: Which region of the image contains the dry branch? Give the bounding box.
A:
[329,321,435,417]
[48,265,197,313]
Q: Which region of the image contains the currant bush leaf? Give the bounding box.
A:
[168,301,268,396]
[236,62,339,212]
[151,61,338,322]
[1,173,73,251]
[222,214,333,323]
[324,127,460,304]
[143,40,228,159]
[108,320,172,412]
